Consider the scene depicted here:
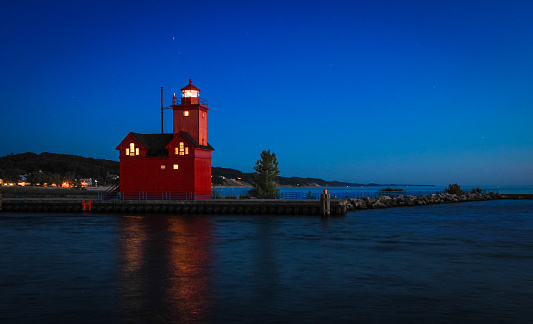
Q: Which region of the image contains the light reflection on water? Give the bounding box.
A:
[0,199,532,323]
[117,215,212,323]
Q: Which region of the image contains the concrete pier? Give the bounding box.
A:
[0,198,348,216]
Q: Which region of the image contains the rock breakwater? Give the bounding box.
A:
[346,192,505,211]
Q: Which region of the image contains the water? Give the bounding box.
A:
[214,185,533,197]
[1,200,533,323]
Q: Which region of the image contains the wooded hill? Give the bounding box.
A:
[0,152,119,185]
[1,152,421,187]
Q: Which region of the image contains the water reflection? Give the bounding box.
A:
[117,215,212,323]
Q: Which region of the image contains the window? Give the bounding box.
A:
[161,165,166,170]
[179,142,189,155]
[173,164,179,170]
[202,112,205,118]
[176,142,189,155]
[182,90,198,98]
[183,110,189,117]
[127,143,139,156]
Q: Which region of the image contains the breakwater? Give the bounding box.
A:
[0,198,347,216]
[2,193,531,215]
[346,192,530,210]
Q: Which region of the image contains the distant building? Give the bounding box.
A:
[80,178,93,187]
[18,175,30,187]
[116,79,214,199]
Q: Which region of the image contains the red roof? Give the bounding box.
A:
[181,79,200,92]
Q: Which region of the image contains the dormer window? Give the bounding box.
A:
[175,142,189,155]
[126,143,139,156]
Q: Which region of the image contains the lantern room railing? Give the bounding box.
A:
[172,97,208,107]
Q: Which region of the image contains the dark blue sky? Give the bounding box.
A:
[1,0,532,186]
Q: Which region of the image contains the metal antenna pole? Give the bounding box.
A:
[161,87,164,134]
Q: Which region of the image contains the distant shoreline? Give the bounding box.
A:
[212,184,435,188]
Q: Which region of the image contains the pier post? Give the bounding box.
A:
[320,190,330,216]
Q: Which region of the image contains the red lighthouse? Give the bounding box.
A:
[116,79,214,199]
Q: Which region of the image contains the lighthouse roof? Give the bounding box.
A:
[121,132,214,157]
[181,79,200,92]
[131,133,174,157]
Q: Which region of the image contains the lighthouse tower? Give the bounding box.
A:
[172,79,208,146]
[168,79,213,195]
[116,79,214,199]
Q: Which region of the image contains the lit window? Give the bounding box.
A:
[185,147,188,155]
[179,142,185,155]
[161,165,166,170]
[173,164,179,170]
[183,111,189,117]
[202,112,205,118]
[182,90,198,98]
[127,143,139,156]
[175,147,179,155]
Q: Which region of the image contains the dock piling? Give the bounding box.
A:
[320,190,331,216]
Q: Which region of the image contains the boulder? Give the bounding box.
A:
[372,201,387,209]
[348,198,367,209]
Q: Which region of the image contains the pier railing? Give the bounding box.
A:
[275,192,321,199]
[275,189,498,200]
[275,190,444,199]
[98,189,499,201]
[98,190,212,201]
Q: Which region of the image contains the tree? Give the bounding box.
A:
[248,150,280,199]
[445,183,465,195]
[50,173,62,187]
[0,169,21,183]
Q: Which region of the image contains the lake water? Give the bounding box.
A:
[214,185,533,198]
[1,199,533,323]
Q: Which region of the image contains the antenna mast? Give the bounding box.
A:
[161,87,164,134]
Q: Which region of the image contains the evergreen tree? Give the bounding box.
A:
[249,150,280,199]
[445,183,465,195]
